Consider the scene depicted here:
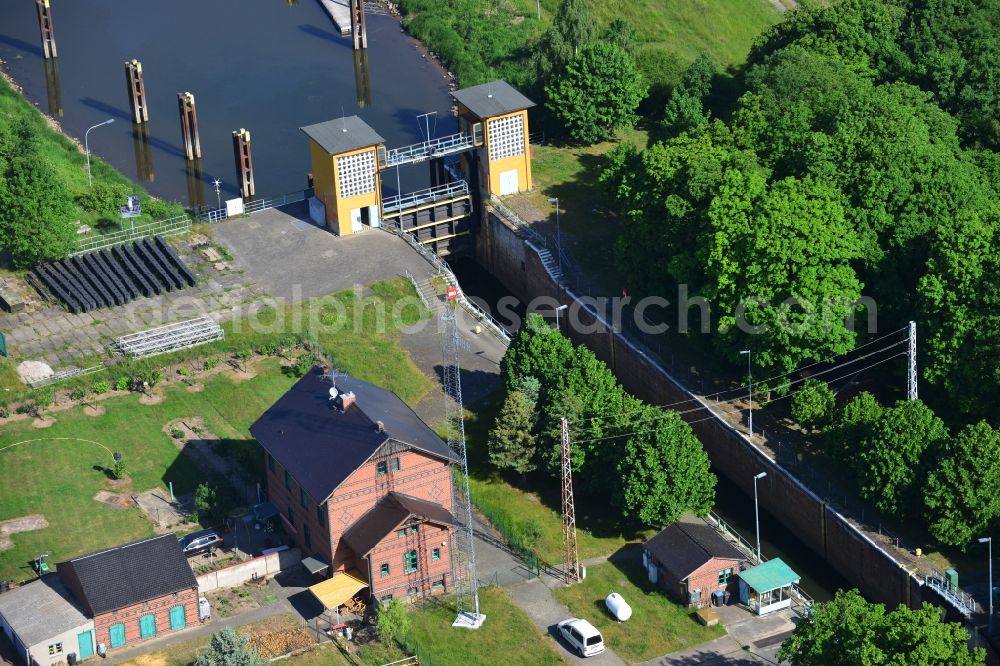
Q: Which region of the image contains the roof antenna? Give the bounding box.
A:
[487,81,493,99]
[321,366,345,387]
[341,106,348,133]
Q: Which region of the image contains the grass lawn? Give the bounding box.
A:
[591,0,779,68]
[0,76,185,251]
[0,280,433,583]
[466,393,653,565]
[406,587,564,666]
[552,560,725,662]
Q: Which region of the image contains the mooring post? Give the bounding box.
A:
[35,0,57,59]
[132,122,154,182]
[185,159,205,210]
[125,60,149,124]
[350,0,367,50]
[232,128,255,198]
[44,57,62,117]
[430,158,439,187]
[353,48,371,108]
[177,92,202,160]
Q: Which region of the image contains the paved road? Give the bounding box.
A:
[507,578,627,665]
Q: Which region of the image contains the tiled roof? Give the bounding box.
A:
[644,521,745,581]
[341,492,454,557]
[250,369,458,503]
[57,534,197,615]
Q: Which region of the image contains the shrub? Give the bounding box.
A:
[115,376,130,391]
[69,388,86,401]
[205,358,220,370]
[287,352,315,378]
[0,407,9,419]
[177,367,189,376]
[376,598,411,647]
[113,457,127,479]
[171,427,185,440]
[93,380,110,394]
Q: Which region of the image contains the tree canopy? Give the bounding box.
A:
[777,589,984,666]
[196,628,266,666]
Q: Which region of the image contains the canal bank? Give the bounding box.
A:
[0,0,457,205]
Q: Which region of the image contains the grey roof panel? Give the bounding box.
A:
[301,116,385,155]
[57,533,198,615]
[644,521,745,581]
[0,576,90,647]
[451,80,535,119]
[250,369,458,503]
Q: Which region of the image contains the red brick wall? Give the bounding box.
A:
[93,588,198,651]
[685,558,742,608]
[264,444,455,597]
[367,522,454,601]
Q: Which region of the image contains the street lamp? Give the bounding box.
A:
[85,118,115,186]
[547,197,563,276]
[740,349,753,437]
[981,536,993,632]
[754,472,767,563]
[555,304,568,331]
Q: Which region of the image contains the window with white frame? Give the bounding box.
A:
[487,115,524,161]
[48,643,63,656]
[336,151,376,199]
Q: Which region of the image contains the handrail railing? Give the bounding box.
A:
[198,189,311,223]
[73,214,191,254]
[403,269,431,311]
[382,181,469,215]
[381,131,474,168]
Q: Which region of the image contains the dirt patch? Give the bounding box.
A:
[121,655,169,666]
[84,404,106,417]
[139,391,165,405]
[163,416,217,448]
[93,490,135,510]
[227,368,257,382]
[32,416,54,428]
[0,514,49,551]
[246,623,313,658]
[185,382,205,393]
[133,488,196,532]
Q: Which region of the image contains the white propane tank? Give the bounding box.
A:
[605,592,632,622]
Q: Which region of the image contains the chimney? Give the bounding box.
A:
[338,391,356,411]
[376,420,385,433]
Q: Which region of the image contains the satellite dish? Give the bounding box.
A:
[329,387,339,399]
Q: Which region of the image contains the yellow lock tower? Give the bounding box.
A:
[301,116,385,236]
[452,81,535,197]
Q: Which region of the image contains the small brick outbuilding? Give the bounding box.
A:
[643,520,747,609]
[57,534,199,653]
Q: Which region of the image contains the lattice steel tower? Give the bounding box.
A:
[442,304,484,628]
[561,417,580,583]
[907,320,918,401]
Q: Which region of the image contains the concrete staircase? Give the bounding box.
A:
[415,277,447,316]
[535,247,563,282]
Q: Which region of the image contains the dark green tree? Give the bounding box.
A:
[534,0,596,81]
[856,399,949,515]
[603,18,637,55]
[196,628,266,666]
[501,313,576,395]
[488,390,538,479]
[662,53,717,136]
[614,406,715,526]
[778,589,984,666]
[375,598,411,647]
[791,378,836,431]
[824,391,883,465]
[923,421,1000,547]
[0,150,77,268]
[545,42,647,144]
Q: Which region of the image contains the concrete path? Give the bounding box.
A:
[507,578,627,665]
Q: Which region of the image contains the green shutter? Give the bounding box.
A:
[109,624,126,648]
[169,605,186,630]
[77,630,94,660]
[139,614,157,639]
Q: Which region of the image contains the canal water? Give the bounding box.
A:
[0,0,455,205]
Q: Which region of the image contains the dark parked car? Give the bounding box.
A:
[178,529,223,557]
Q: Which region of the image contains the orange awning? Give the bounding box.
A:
[309,570,368,610]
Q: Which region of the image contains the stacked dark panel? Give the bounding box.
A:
[34,236,197,313]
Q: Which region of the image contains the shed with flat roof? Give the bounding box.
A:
[0,576,94,666]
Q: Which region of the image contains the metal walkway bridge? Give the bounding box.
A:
[382,180,469,216]
[380,131,475,169]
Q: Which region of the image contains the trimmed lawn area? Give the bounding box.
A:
[0,280,432,583]
[466,393,653,565]
[590,0,779,68]
[406,587,565,666]
[552,560,725,663]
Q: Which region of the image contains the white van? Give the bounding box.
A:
[557,618,606,657]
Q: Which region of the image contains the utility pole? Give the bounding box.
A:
[754,472,767,563]
[741,349,753,436]
[981,536,993,633]
[561,417,580,584]
[907,320,918,400]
